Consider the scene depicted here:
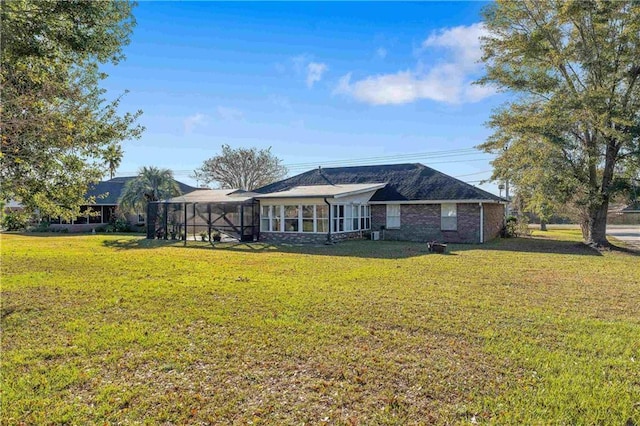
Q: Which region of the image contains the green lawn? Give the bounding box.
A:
[1,231,639,424]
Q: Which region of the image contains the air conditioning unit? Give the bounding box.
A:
[371,231,380,241]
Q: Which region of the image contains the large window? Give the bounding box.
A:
[386,204,401,228]
[259,203,369,234]
[284,205,299,232]
[360,205,370,230]
[345,205,355,231]
[317,205,329,233]
[261,205,283,232]
[302,205,314,232]
[441,203,457,231]
[88,207,102,224]
[332,205,345,232]
[260,205,271,231]
[73,206,88,224]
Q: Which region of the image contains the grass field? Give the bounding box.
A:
[1,230,639,424]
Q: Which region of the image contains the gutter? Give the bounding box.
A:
[324,197,332,244]
[479,202,484,244]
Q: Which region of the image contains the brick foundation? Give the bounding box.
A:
[259,231,364,244]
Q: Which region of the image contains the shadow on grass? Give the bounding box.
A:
[452,236,607,257]
[93,233,640,259]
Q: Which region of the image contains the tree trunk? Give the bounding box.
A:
[584,200,609,246]
[540,220,547,231]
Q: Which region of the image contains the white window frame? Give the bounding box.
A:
[316,204,329,233]
[441,203,458,231]
[260,205,271,232]
[386,204,401,229]
[301,205,315,233]
[259,203,373,234]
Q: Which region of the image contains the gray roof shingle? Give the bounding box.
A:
[86,177,197,205]
[255,163,503,202]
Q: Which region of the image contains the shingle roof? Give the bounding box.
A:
[86,177,197,205]
[255,163,503,202]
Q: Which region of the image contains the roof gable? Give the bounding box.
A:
[255,163,502,202]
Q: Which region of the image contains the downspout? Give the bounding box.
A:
[479,202,484,244]
[324,197,332,244]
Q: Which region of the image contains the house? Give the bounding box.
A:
[607,201,640,225]
[148,163,505,244]
[48,177,197,232]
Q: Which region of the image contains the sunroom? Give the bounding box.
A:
[254,183,385,243]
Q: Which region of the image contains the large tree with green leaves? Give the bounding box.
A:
[118,166,181,215]
[1,0,143,220]
[478,0,640,246]
[194,145,288,191]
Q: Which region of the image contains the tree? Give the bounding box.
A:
[118,167,181,215]
[478,0,640,246]
[104,143,123,180]
[194,145,288,191]
[1,1,144,221]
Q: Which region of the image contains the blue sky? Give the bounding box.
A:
[104,1,506,195]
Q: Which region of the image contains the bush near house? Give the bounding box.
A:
[1,211,31,231]
[1,231,638,424]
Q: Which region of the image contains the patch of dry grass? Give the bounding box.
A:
[1,230,639,424]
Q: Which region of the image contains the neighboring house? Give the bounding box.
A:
[150,163,505,244]
[48,177,197,232]
[608,202,640,225]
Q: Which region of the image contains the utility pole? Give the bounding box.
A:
[505,179,510,217]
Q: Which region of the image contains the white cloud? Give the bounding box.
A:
[422,22,487,65]
[216,106,243,121]
[335,23,494,105]
[376,47,388,59]
[306,62,328,88]
[289,54,328,88]
[183,113,207,134]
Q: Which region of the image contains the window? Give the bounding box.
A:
[73,206,88,224]
[360,205,371,230]
[88,206,102,224]
[284,205,299,232]
[345,205,355,231]
[103,206,114,224]
[302,205,314,232]
[332,205,345,232]
[441,203,457,231]
[316,205,329,233]
[260,205,271,231]
[274,206,283,232]
[386,205,400,228]
[264,205,283,232]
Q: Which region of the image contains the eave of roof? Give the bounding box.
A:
[253,183,386,199]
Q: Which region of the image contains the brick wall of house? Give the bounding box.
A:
[371,203,502,243]
[483,203,505,242]
[259,231,363,244]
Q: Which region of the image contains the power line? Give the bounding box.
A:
[453,170,492,178]
[116,146,494,176]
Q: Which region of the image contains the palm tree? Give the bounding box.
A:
[118,166,181,215]
[104,144,123,180]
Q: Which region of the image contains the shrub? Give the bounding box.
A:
[502,215,531,238]
[29,221,51,232]
[2,212,30,231]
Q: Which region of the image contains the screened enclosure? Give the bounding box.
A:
[146,190,258,242]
